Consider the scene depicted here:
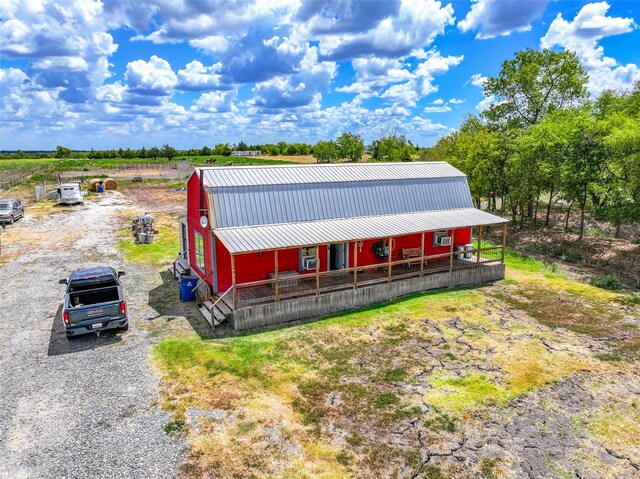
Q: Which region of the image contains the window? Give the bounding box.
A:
[299,246,317,270]
[194,231,205,271]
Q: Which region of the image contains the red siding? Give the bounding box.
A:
[187,173,213,287]
[186,170,473,293]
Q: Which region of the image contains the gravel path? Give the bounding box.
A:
[0,193,185,479]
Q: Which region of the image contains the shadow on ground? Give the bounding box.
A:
[47,305,124,356]
[148,270,216,339]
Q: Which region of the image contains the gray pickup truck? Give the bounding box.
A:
[59,267,128,338]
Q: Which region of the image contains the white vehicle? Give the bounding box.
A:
[58,183,84,205]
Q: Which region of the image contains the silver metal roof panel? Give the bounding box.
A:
[200,162,466,187]
[214,208,508,254]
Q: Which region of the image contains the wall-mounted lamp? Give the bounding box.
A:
[357,241,364,252]
[258,251,263,256]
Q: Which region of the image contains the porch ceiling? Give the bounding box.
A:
[214,208,508,254]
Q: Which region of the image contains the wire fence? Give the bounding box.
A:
[0,168,47,191]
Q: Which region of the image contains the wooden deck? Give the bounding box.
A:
[236,256,498,309]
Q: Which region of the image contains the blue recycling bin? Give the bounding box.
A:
[179,276,196,302]
[97,184,104,193]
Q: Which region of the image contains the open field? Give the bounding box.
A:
[0,170,638,479]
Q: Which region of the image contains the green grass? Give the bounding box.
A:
[117,224,179,267]
[0,158,62,169]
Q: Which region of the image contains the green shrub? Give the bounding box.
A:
[590,274,621,290]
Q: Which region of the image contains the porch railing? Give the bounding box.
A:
[232,245,503,310]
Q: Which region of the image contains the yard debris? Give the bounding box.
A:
[132,212,158,243]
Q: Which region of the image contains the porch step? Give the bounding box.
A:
[197,304,213,327]
[221,295,234,311]
[201,299,229,327]
[171,258,190,279]
[216,299,233,317]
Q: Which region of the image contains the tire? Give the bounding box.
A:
[9,216,14,224]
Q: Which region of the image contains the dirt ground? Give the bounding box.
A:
[0,187,202,478]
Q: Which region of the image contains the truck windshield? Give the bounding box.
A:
[0,204,11,210]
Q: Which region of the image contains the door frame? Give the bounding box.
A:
[327,242,349,271]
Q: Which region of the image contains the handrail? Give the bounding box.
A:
[211,286,233,311]
[191,269,213,293]
[172,249,189,277]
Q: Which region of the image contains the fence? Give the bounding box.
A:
[116,162,178,170]
[0,168,47,191]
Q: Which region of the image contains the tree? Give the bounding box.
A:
[236,141,248,151]
[313,140,339,163]
[148,146,160,162]
[336,132,365,162]
[484,48,588,127]
[138,146,147,158]
[200,145,212,156]
[214,143,231,156]
[161,144,177,161]
[55,145,72,158]
[370,130,413,162]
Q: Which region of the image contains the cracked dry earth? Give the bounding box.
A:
[345,310,640,479]
[0,193,186,479]
[166,283,640,479]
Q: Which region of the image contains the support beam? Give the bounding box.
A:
[420,232,425,276]
[501,223,507,263]
[477,225,483,267]
[315,245,320,296]
[274,249,280,302]
[387,237,393,282]
[353,241,358,289]
[449,229,455,273]
[231,254,237,309]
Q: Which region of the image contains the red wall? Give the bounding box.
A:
[187,172,213,284]
[186,170,472,293]
[215,228,472,291]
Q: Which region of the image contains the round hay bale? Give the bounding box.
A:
[103,178,118,190]
[89,178,103,192]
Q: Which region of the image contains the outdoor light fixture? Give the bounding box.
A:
[358,241,364,252]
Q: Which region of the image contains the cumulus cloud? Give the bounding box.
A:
[459,0,548,39]
[449,98,465,104]
[193,90,237,113]
[125,56,177,96]
[424,105,451,113]
[316,0,455,60]
[540,2,639,93]
[176,61,223,91]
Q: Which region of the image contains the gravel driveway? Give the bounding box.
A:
[0,193,185,478]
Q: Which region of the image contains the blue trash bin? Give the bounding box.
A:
[179,276,196,302]
[97,184,104,193]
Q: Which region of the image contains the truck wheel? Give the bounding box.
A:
[9,216,14,224]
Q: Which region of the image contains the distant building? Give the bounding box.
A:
[230,150,261,157]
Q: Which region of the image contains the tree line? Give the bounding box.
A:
[421,48,640,238]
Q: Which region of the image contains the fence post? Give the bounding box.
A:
[449,229,455,273]
[477,225,482,267]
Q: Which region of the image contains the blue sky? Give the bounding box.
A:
[1,0,639,151]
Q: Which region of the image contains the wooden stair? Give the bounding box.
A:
[171,257,190,279]
[198,294,234,327]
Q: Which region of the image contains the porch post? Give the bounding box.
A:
[353,241,358,289]
[274,249,280,302]
[387,237,393,282]
[420,232,425,276]
[231,254,237,309]
[501,223,507,263]
[449,229,455,273]
[315,245,320,296]
[477,225,483,267]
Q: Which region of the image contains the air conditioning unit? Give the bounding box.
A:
[434,233,452,247]
[302,257,318,270]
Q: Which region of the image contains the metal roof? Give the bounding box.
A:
[200,162,465,187]
[215,208,508,254]
[202,162,474,229]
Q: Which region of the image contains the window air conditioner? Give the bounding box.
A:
[302,257,318,270]
[434,234,452,247]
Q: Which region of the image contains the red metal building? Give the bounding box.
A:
[177,162,507,329]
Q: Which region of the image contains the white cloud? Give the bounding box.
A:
[176,61,223,91]
[540,2,639,93]
[125,56,177,96]
[459,0,548,39]
[193,91,238,113]
[424,105,451,113]
[469,73,487,88]
[432,98,444,105]
[449,98,465,104]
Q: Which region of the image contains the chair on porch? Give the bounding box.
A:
[402,248,423,269]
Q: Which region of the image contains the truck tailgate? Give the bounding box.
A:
[68,301,121,324]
